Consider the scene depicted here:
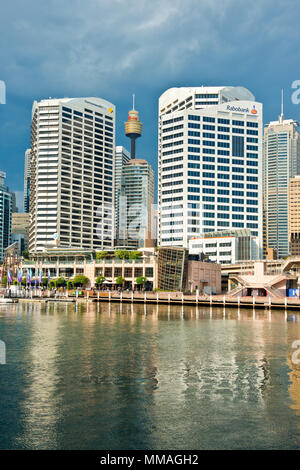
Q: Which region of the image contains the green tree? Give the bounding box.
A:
[67,280,73,290]
[73,275,89,287]
[136,276,147,290]
[56,277,66,287]
[49,280,57,289]
[115,275,125,286]
[22,250,30,259]
[129,251,142,259]
[1,276,7,286]
[95,276,105,286]
[114,250,130,259]
[96,251,108,260]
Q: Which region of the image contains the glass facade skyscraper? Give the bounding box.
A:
[118,159,154,248]
[264,115,300,258]
[0,171,13,261]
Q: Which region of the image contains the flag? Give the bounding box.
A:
[17,268,23,283]
[27,268,31,284]
[40,269,43,284]
[7,269,13,283]
[48,269,50,285]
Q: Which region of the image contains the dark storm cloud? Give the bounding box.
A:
[1,0,300,192]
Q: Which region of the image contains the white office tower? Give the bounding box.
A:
[264,108,300,259]
[24,148,31,213]
[29,97,115,252]
[114,146,130,243]
[158,86,263,255]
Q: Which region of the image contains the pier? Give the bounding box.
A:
[2,290,300,310]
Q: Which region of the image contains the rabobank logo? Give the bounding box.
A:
[227,104,249,113]
[227,104,258,115]
[0,80,6,104]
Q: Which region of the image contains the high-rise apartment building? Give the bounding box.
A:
[24,149,31,213]
[29,97,115,252]
[114,146,130,242]
[118,159,155,248]
[0,171,13,261]
[158,86,263,253]
[288,175,300,255]
[264,113,300,258]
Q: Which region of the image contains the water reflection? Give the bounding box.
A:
[0,302,300,449]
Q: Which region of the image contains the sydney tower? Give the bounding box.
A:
[124,95,142,159]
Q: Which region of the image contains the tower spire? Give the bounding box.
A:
[125,95,142,159]
[280,88,284,122]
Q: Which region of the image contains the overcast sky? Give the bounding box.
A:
[1,0,300,209]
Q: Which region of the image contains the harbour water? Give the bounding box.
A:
[0,301,300,450]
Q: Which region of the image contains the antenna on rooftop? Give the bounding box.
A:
[280,89,284,122]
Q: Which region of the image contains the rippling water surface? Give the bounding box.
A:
[0,301,300,450]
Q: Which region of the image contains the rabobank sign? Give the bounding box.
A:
[227,104,258,114]
[0,80,6,104]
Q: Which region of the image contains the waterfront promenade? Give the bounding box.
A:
[1,288,300,310]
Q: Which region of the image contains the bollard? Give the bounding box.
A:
[109,291,111,302]
[210,294,212,306]
[156,292,159,304]
[87,290,89,301]
[131,291,134,303]
[238,296,240,307]
[182,292,184,304]
[120,291,123,302]
[285,297,287,321]
[144,292,147,303]
[223,295,226,306]
[168,293,171,304]
[97,291,100,300]
[196,291,199,304]
[253,296,255,308]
